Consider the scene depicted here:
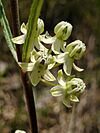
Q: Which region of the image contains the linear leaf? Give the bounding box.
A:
[22,0,44,62]
[0,0,17,61]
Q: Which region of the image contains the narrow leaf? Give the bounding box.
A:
[0,1,17,61]
[22,0,44,62]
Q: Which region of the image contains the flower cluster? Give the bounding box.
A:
[12,19,86,107]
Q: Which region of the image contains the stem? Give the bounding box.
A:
[68,103,76,133]
[10,0,21,61]
[9,1,38,133]
[21,71,38,133]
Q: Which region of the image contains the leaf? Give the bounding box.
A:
[69,95,79,102]
[57,70,66,86]
[50,85,63,97]
[0,1,17,61]
[73,63,84,72]
[43,70,56,81]
[22,0,44,62]
[63,54,74,76]
[18,62,35,72]
[12,35,26,44]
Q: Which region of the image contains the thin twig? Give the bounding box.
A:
[9,0,38,133]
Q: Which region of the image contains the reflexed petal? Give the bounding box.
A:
[37,18,44,35]
[34,39,48,53]
[18,62,35,72]
[51,39,62,54]
[39,35,56,44]
[63,97,72,107]
[51,39,64,54]
[31,49,40,63]
[63,55,74,76]
[56,52,67,63]
[69,95,79,102]
[57,70,66,86]
[48,62,55,70]
[29,62,45,86]
[50,85,63,97]
[12,35,26,44]
[43,70,56,81]
[20,23,27,34]
[73,63,84,72]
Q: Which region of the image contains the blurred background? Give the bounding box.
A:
[0,0,100,133]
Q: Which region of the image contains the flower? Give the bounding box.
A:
[54,21,72,41]
[51,21,72,54]
[12,18,46,51]
[50,70,86,107]
[56,40,86,75]
[19,49,56,86]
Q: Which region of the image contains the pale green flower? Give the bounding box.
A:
[51,21,72,54]
[54,21,72,41]
[19,49,56,86]
[66,40,86,60]
[12,18,47,51]
[50,70,86,107]
[56,40,86,75]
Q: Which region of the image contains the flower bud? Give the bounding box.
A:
[37,18,44,35]
[66,40,86,60]
[54,21,72,40]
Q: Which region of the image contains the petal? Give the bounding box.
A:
[43,70,56,81]
[69,95,79,102]
[48,62,56,70]
[12,35,26,44]
[29,62,45,86]
[47,55,56,69]
[69,44,80,57]
[39,35,56,44]
[20,23,27,34]
[50,85,63,97]
[57,70,66,86]
[63,55,74,76]
[56,52,67,63]
[51,39,63,54]
[62,97,72,108]
[18,62,35,72]
[34,38,48,53]
[73,63,84,72]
